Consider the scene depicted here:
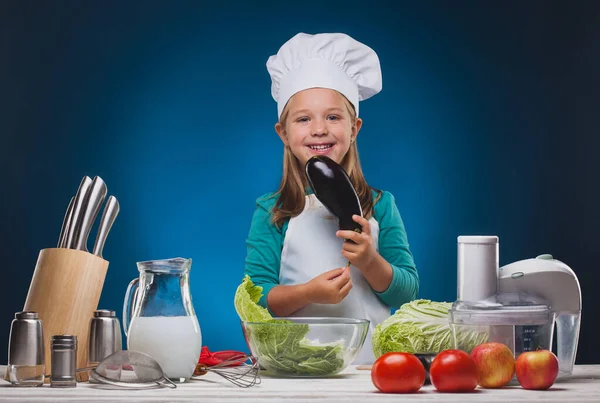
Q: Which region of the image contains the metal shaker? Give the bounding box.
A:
[6,311,45,387]
[50,335,77,387]
[88,309,122,365]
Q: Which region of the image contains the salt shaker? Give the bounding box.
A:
[6,311,45,387]
[88,309,122,365]
[50,335,77,388]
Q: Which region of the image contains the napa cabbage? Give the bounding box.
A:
[372,299,488,358]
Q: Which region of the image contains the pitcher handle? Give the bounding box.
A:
[123,278,139,337]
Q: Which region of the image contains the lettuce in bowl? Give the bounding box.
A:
[234,276,348,376]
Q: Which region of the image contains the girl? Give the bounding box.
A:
[244,32,419,364]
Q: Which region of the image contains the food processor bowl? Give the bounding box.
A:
[449,294,555,357]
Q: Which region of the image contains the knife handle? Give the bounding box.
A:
[65,176,93,249]
[57,196,74,248]
[93,195,119,258]
[75,176,107,251]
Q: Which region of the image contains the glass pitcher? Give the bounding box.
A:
[123,257,201,383]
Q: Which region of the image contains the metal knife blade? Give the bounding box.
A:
[75,176,107,252]
[65,176,93,249]
[57,196,74,248]
[92,195,119,258]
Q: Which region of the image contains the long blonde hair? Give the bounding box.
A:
[270,93,381,228]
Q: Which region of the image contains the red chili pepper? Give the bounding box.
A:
[197,346,247,367]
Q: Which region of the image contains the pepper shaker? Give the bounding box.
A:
[6,311,45,387]
[50,335,77,388]
[88,310,122,365]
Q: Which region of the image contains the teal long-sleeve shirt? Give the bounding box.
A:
[244,189,419,314]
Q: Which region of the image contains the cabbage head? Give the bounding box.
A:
[372,299,488,358]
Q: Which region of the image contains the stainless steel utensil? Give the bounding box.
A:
[88,310,122,365]
[192,352,261,388]
[65,176,93,249]
[58,175,118,256]
[90,350,177,389]
[75,176,107,252]
[50,335,77,388]
[57,196,74,248]
[7,311,45,387]
[89,350,260,389]
[92,195,119,258]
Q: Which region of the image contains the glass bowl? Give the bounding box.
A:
[241,317,369,377]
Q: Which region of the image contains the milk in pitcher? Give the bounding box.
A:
[127,315,202,381]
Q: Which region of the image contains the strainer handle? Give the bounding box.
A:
[123,278,139,336]
[159,377,177,389]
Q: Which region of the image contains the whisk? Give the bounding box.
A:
[191,352,261,388]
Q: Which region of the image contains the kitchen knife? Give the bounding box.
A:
[65,176,93,249]
[92,195,119,258]
[57,196,74,248]
[75,176,107,252]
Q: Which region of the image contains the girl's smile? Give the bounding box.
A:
[306,142,335,156]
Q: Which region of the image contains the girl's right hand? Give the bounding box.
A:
[305,267,353,304]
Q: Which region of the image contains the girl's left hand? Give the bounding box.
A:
[336,215,378,271]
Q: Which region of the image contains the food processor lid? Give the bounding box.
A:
[449,293,555,325]
[457,235,499,245]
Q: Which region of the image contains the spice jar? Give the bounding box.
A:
[50,335,77,388]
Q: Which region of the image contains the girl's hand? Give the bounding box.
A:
[304,266,353,304]
[336,215,378,272]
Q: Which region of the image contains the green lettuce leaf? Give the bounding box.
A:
[234,275,272,322]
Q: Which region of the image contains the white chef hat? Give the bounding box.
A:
[266,32,382,119]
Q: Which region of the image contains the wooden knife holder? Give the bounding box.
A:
[23,247,109,383]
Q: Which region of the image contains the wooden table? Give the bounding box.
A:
[1,365,599,402]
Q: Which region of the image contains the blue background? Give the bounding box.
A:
[2,1,599,364]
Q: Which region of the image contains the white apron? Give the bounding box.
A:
[279,194,391,364]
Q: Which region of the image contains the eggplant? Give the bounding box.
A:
[415,353,436,385]
[305,155,362,233]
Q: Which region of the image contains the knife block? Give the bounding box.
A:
[22,247,109,383]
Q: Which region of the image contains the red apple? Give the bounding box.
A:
[470,342,515,388]
[515,349,559,390]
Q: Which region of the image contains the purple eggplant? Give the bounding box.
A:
[305,155,363,233]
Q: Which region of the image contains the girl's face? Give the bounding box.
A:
[276,88,362,167]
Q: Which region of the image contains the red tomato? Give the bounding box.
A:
[430,350,478,393]
[371,352,426,393]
